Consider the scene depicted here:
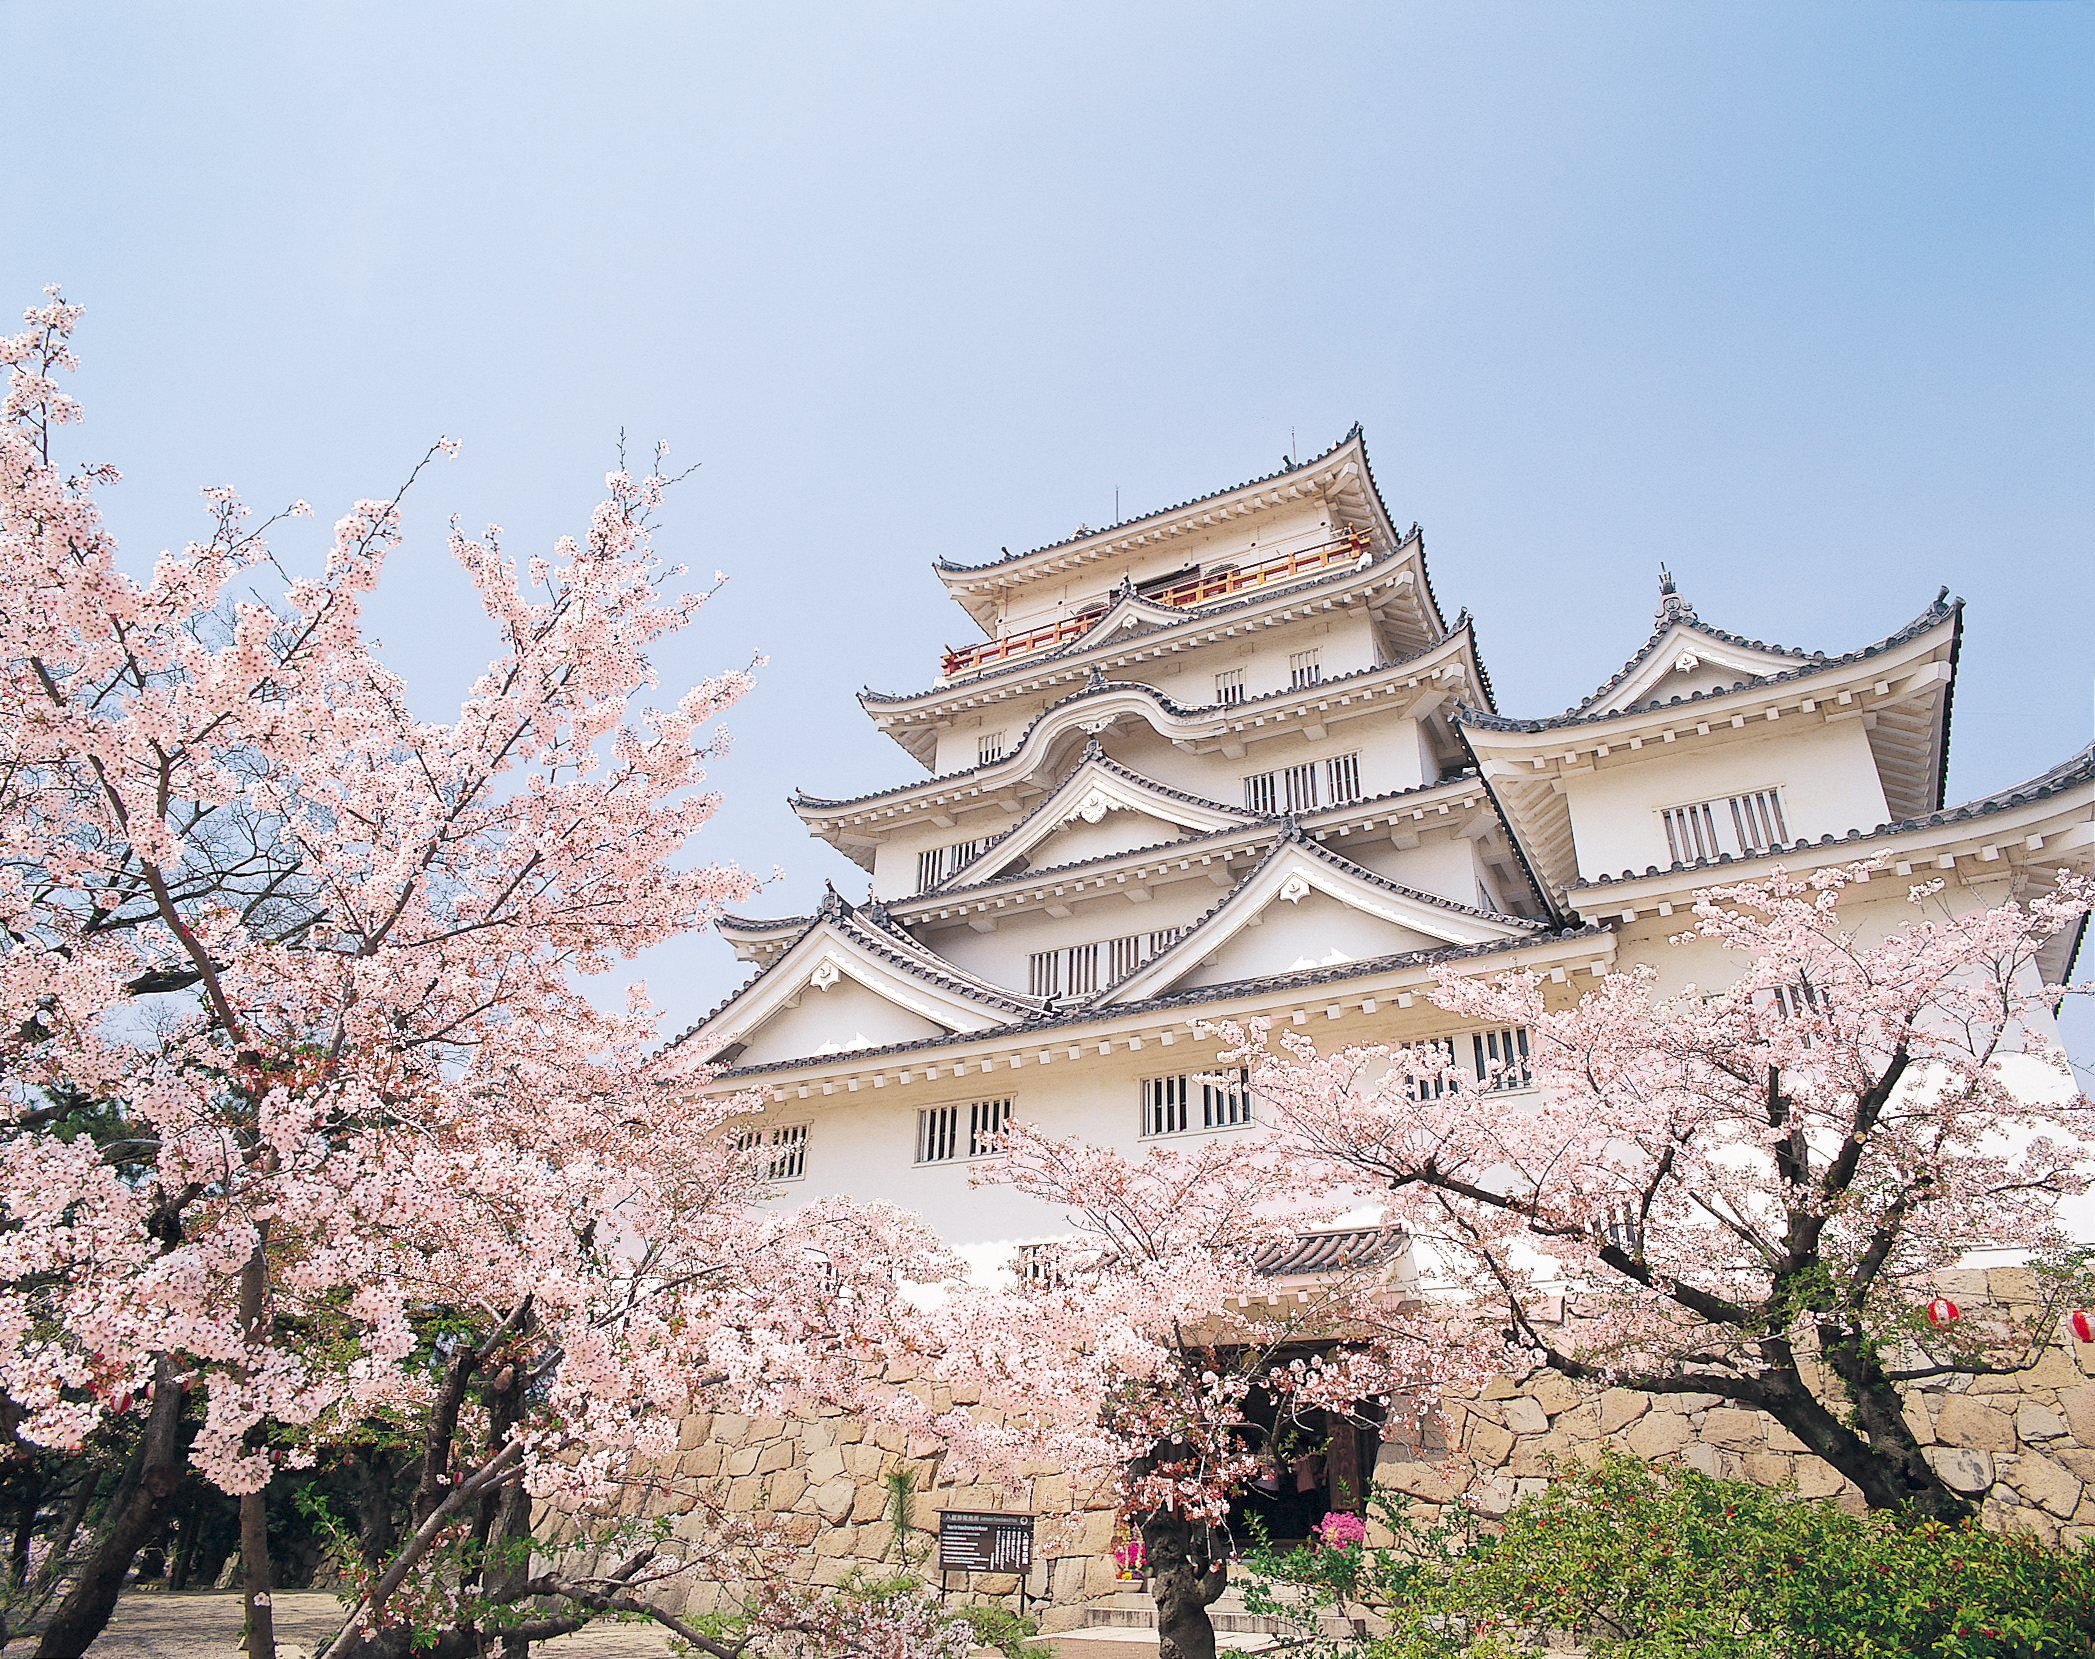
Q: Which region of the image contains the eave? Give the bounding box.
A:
[930,426,1442,641]
[801,630,1494,868]
[684,924,1618,1098]
[1457,598,1960,903]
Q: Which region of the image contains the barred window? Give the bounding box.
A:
[1215,669,1245,706]
[918,1099,1012,1164]
[915,837,991,893]
[1326,752,1361,805]
[1405,1030,1533,1098]
[736,1123,809,1182]
[1244,763,1319,815]
[1031,931,1178,998]
[979,731,1005,766]
[1289,649,1322,689]
[1661,788,1789,865]
[1771,981,1821,1021]
[1140,1068,1253,1137]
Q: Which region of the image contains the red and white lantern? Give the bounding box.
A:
[2070,1309,2094,1344]
[1925,1297,1960,1327]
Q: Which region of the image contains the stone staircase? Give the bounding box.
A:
[1075,1586,1368,1640]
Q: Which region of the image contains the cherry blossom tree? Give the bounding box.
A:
[1235,864,2095,1524]
[931,1126,1498,1659]
[0,290,959,1659]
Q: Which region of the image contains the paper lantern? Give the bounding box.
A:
[2071,1309,2094,1344]
[1925,1297,1959,1327]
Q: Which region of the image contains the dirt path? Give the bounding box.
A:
[73,1590,676,1658]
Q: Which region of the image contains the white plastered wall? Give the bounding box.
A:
[1561,719,1890,883]
[732,974,953,1067]
[1174,887,1446,991]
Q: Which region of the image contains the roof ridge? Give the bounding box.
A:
[934,427,1362,574]
[1456,593,1959,737]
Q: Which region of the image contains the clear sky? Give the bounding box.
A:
[5,2,2090,1062]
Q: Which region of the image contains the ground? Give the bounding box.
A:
[75,1590,676,1658]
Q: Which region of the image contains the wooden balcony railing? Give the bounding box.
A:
[941,527,1374,679]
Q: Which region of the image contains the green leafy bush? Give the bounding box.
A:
[1241,1452,2095,1659]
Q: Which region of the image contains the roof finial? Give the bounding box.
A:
[1085,664,1107,691]
[1655,565,1695,626]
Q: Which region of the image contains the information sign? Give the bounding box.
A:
[937,1509,1034,1574]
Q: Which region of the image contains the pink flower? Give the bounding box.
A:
[1313,1512,1367,1549]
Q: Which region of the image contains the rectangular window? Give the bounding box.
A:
[736,1124,809,1182]
[1289,649,1322,689]
[1034,932,1178,998]
[1141,1068,1254,1137]
[917,1105,960,1164]
[1215,669,1245,706]
[979,731,1005,766]
[968,1097,1012,1157]
[917,1100,1010,1164]
[1661,788,1790,866]
[1244,765,1319,815]
[1326,752,1361,805]
[915,837,990,893]
[1404,1030,1534,1098]
[1471,1027,1532,1092]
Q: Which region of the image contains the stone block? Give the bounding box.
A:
[815,1476,858,1525]
[1502,1396,1550,1436]
[976,1573,1019,1596]
[681,1445,723,1478]
[678,1414,711,1451]
[726,1445,762,1478]
[1901,1394,1937,1447]
[1764,1420,1807,1454]
[2022,1347,2084,1388]
[2057,1446,2095,1484]
[1374,1460,1466,1503]
[2012,1452,2084,1519]
[756,1440,795,1475]
[2058,1383,2095,1448]
[1471,1476,1517,1517]
[806,1447,847,1484]
[1529,1373,1580,1416]
[846,1445,887,1479]
[1507,1436,1565,1479]
[1467,1420,1515,1468]
[1480,1374,1519,1401]
[1794,1456,1844,1499]
[1986,1267,2038,1305]
[851,1483,890,1524]
[1555,1403,1602,1442]
[1701,1409,1763,1450]
[949,1380,982,1405]
[1934,1396,2016,1453]
[2020,1401,2068,1442]
[713,1413,750,1447]
[749,1417,785,1443]
[801,1421,834,1453]
[1679,1442,1720,1478]
[1624,1412,1690,1459]
[769,1468,808,1512]
[1668,1392,1722,1412]
[872,1423,906,1453]
[727,1476,763,1514]
[1599,1389,1650,1433]
[1924,1446,1995,1496]
[1743,1454,1793,1486]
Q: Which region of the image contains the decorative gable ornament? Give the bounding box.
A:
[809,958,841,992]
[1068,787,1121,825]
[1277,871,1313,905]
[1673,650,1700,674]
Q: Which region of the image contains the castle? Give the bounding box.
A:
[676,427,2090,1269]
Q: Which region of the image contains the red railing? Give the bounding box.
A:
[941,527,1374,678]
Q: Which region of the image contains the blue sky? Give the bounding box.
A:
[5,2,2089,1058]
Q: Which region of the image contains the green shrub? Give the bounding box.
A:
[1240,1452,2095,1659]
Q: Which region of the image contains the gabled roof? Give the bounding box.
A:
[1572,573,1821,717]
[930,427,1449,647]
[801,625,1495,848]
[685,920,1614,1084]
[673,887,1045,1058]
[1257,1227,1407,1278]
[932,741,1260,891]
[1099,825,1540,1007]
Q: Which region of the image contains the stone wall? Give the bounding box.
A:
[596,1267,2095,1632]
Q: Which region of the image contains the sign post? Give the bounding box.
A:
[936,1509,1035,1587]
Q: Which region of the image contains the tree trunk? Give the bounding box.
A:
[36,1357,186,1659]
[169,1485,203,1592]
[35,1471,94,1593]
[10,1467,42,1586]
[241,1487,275,1658]
[342,1446,398,1578]
[1140,1510,1228,1659]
